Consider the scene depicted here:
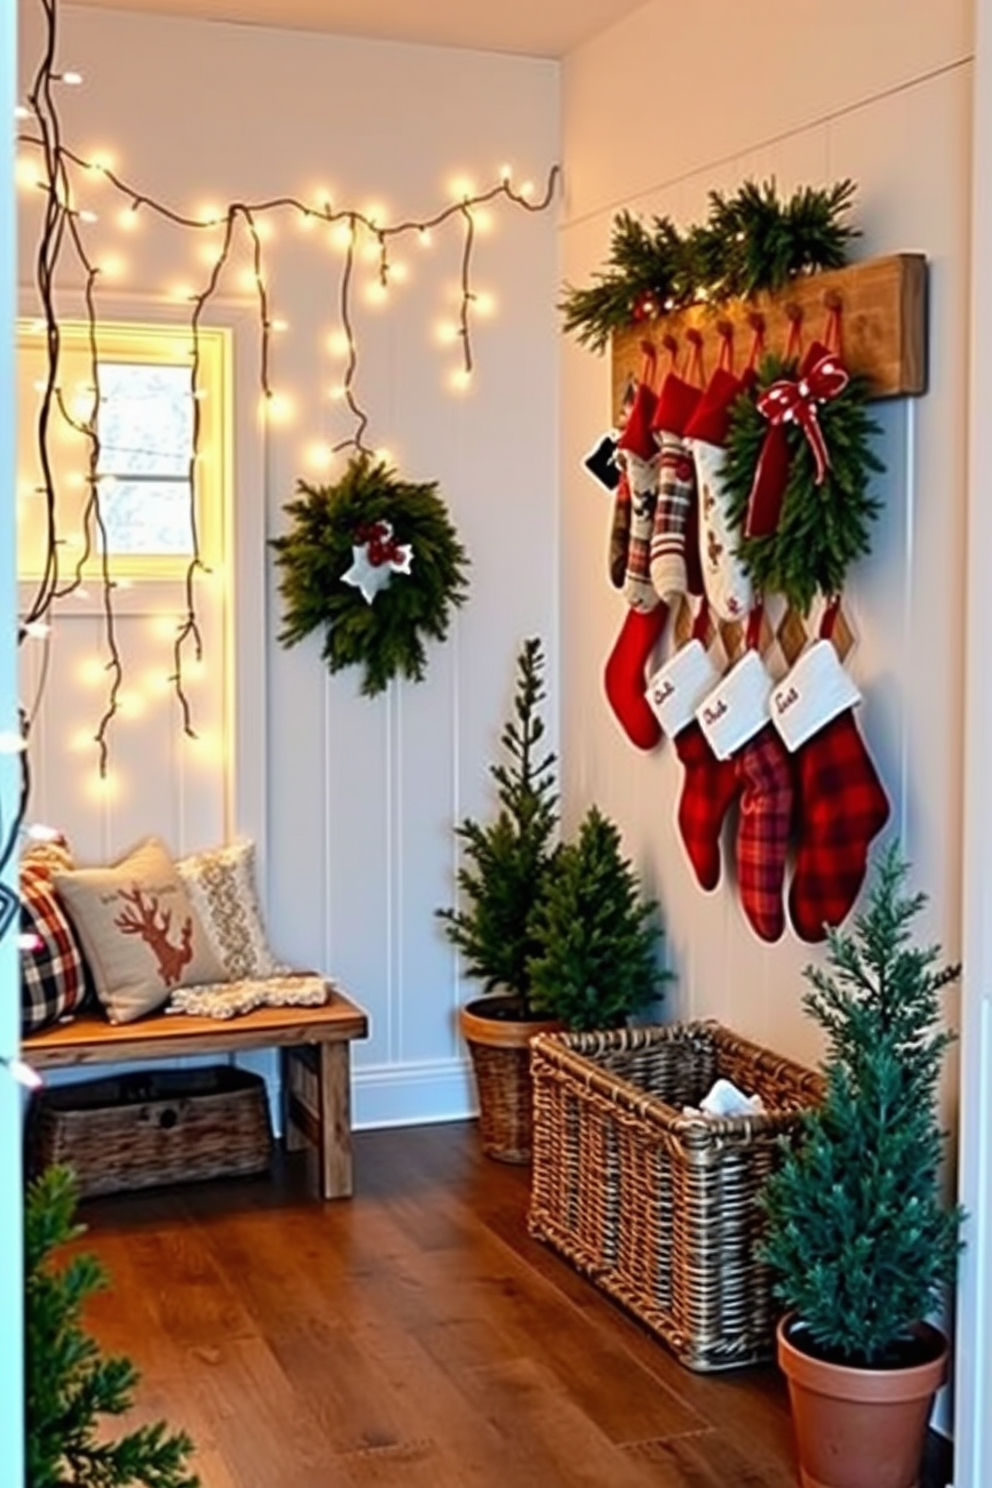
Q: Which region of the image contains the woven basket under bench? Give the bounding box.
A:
[29,1066,273,1198]
[528,1021,823,1372]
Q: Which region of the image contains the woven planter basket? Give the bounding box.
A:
[459,996,561,1164]
[29,1065,273,1198]
[528,1020,823,1371]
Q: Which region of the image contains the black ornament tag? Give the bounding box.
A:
[583,431,621,492]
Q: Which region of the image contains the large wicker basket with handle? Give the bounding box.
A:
[528,1020,823,1371]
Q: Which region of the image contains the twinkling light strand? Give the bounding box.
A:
[15,0,560,781]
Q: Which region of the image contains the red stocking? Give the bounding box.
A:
[646,606,735,889]
[771,636,890,943]
[604,605,668,750]
[604,376,666,749]
[674,723,740,891]
[735,723,794,942]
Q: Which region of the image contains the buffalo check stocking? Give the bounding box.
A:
[771,638,890,943]
[674,722,740,892]
[735,723,794,942]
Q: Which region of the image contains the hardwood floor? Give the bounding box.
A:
[67,1122,949,1487]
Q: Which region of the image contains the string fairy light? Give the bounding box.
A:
[16,0,560,782]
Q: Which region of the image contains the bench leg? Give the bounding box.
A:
[317,1042,353,1200]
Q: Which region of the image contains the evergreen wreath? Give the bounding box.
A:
[721,354,884,613]
[560,178,857,353]
[271,454,470,697]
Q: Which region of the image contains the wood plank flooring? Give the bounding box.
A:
[66,1122,949,1487]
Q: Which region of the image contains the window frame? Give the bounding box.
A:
[16,318,230,581]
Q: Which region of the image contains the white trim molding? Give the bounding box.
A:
[353,1057,475,1131]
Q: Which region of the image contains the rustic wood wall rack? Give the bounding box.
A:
[610,252,927,426]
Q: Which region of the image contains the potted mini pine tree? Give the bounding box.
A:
[437,637,563,1163]
[758,844,963,1488]
[526,805,666,1032]
[26,1163,199,1487]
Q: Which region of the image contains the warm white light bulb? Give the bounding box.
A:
[61,70,83,86]
[450,367,473,394]
[0,731,26,753]
[326,330,350,358]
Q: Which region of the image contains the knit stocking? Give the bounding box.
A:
[604,379,666,749]
[685,367,754,623]
[648,373,701,604]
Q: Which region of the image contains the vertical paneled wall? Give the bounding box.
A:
[16,0,560,1124]
[559,0,972,1064]
[559,0,973,1436]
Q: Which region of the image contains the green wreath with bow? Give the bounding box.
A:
[721,352,884,613]
[271,454,470,696]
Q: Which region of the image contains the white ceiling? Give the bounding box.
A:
[67,0,647,57]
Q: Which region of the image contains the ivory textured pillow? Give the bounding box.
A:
[175,840,287,980]
[54,836,227,1024]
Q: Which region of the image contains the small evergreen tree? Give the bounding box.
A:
[437,637,559,1014]
[758,844,963,1367]
[26,1164,199,1488]
[526,805,666,1032]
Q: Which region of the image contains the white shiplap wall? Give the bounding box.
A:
[559,0,973,1449]
[15,0,560,1125]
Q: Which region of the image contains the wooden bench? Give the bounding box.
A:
[22,992,369,1200]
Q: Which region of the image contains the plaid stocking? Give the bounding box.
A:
[771,638,890,943]
[674,722,740,891]
[787,710,889,942]
[735,723,794,942]
[649,373,701,603]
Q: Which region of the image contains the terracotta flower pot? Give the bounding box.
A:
[776,1314,948,1488]
[459,995,561,1164]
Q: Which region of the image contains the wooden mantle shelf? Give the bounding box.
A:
[611,252,927,425]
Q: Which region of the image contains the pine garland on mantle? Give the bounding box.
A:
[271,455,470,696]
[560,179,858,353]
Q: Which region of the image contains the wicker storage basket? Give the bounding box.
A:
[29,1065,273,1198]
[528,1020,823,1371]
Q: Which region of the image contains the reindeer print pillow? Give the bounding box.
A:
[54,837,227,1024]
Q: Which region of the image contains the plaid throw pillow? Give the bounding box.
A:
[20,843,88,1036]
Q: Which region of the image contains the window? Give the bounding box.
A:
[96,361,195,557]
[17,320,228,579]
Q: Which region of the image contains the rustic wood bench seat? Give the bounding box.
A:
[22,992,369,1200]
